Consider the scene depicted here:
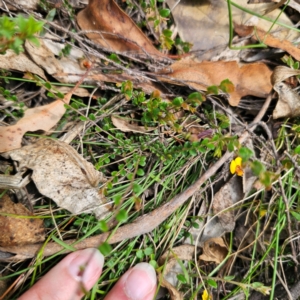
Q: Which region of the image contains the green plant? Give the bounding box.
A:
[0,15,44,54]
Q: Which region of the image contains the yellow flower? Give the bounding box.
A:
[202,289,209,300]
[230,157,244,176]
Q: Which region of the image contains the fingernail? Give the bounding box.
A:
[124,263,156,300]
[68,248,104,285]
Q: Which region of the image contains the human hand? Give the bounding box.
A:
[19,248,157,300]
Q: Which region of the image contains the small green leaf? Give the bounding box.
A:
[219,79,235,93]
[294,145,300,154]
[172,97,184,106]
[224,276,235,280]
[207,278,218,288]
[47,92,55,98]
[177,274,187,283]
[207,85,219,95]
[139,156,147,166]
[163,29,172,38]
[45,82,52,89]
[99,242,112,256]
[99,220,109,232]
[187,92,204,105]
[149,260,158,268]
[238,147,253,162]
[252,282,264,288]
[127,173,134,180]
[113,194,122,205]
[57,92,64,99]
[136,249,144,258]
[89,113,96,121]
[133,183,143,194]
[79,116,88,121]
[251,161,265,176]
[159,8,170,17]
[109,53,121,64]
[144,247,153,256]
[291,211,300,221]
[136,169,145,176]
[192,222,199,229]
[116,209,128,222]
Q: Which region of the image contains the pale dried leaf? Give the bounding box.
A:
[159,245,195,266]
[199,237,228,264]
[111,115,156,133]
[24,37,160,95]
[55,86,91,98]
[235,24,300,61]
[0,50,46,79]
[212,176,243,232]
[4,139,110,219]
[159,275,183,300]
[0,193,45,246]
[0,93,72,152]
[0,0,39,11]
[184,199,207,245]
[272,66,300,119]
[158,245,194,292]
[166,0,299,60]
[25,40,64,76]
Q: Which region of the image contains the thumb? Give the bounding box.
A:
[19,248,104,300]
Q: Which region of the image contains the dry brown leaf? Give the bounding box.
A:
[158,245,195,266]
[159,275,183,300]
[212,176,243,232]
[111,115,156,133]
[0,193,45,246]
[0,0,39,11]
[248,0,300,16]
[24,37,162,96]
[0,93,72,152]
[0,50,46,79]
[77,0,165,58]
[271,66,300,118]
[25,40,64,76]
[158,245,194,300]
[235,23,300,62]
[3,139,111,218]
[199,237,228,264]
[166,0,298,60]
[55,86,91,98]
[159,60,272,106]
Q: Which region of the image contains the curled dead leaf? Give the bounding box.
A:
[77,0,165,58]
[158,60,272,106]
[3,139,111,219]
[199,237,228,264]
[235,23,300,62]
[272,66,300,119]
[159,274,183,300]
[0,93,72,152]
[111,115,156,133]
[158,245,194,299]
[0,50,46,79]
[166,0,298,60]
[24,37,162,97]
[212,176,243,232]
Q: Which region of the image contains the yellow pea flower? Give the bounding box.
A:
[202,289,209,300]
[230,157,244,176]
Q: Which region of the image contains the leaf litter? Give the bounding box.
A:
[1,0,300,299]
[2,139,111,218]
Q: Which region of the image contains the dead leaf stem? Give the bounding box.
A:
[0,94,273,261]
